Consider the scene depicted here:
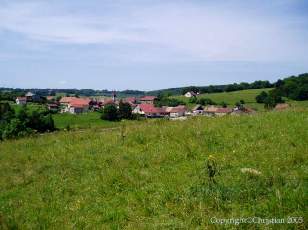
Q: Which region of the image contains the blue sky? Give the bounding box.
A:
[0,0,307,90]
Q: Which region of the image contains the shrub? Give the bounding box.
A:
[189,97,198,104]
[101,104,119,121]
[197,98,216,106]
[220,101,228,108]
[0,104,55,140]
[118,101,133,119]
[256,91,268,103]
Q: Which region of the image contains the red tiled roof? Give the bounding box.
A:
[60,97,91,106]
[124,97,136,103]
[216,108,232,113]
[59,97,76,103]
[46,96,55,100]
[169,105,187,113]
[204,106,219,113]
[138,104,162,114]
[68,98,91,108]
[140,96,157,101]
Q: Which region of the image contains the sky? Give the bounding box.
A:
[0,0,307,91]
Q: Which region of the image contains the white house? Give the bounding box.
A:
[184,91,197,98]
[16,97,27,105]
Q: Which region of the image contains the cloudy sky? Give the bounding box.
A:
[0,0,307,90]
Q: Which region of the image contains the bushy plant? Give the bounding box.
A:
[197,98,216,106]
[118,101,133,119]
[0,104,55,140]
[256,91,268,103]
[101,104,119,121]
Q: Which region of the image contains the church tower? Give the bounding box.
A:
[112,91,117,102]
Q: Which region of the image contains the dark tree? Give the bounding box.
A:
[256,91,268,103]
[220,101,228,108]
[118,101,132,119]
[197,98,216,106]
[101,104,119,121]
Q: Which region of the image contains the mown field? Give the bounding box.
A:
[174,88,272,110]
[52,112,117,130]
[0,108,307,229]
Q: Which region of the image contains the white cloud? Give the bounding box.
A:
[0,1,307,62]
[0,2,146,44]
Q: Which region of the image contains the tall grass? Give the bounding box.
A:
[0,110,307,229]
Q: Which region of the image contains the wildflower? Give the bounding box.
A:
[240,168,262,176]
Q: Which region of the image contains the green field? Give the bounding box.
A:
[52,112,118,130]
[0,108,307,229]
[175,88,273,110]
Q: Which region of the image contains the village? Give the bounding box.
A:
[15,90,263,120]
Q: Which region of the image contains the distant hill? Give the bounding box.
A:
[146,81,272,96]
[1,73,307,99]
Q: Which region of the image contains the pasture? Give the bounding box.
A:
[0,109,307,229]
[175,88,272,110]
[52,112,117,130]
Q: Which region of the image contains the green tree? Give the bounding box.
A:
[198,98,216,106]
[118,101,132,119]
[256,91,268,103]
[264,96,276,109]
[220,101,228,108]
[189,97,198,104]
[0,102,14,121]
[101,104,119,121]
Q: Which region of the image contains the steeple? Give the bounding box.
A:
[112,90,117,102]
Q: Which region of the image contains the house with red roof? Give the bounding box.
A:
[203,106,232,117]
[214,107,232,116]
[59,97,91,114]
[133,104,166,117]
[164,105,187,118]
[124,97,137,104]
[139,96,157,105]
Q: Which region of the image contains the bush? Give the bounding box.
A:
[272,73,308,101]
[189,97,198,104]
[220,101,228,108]
[197,98,216,106]
[118,101,133,119]
[101,104,119,121]
[0,104,55,140]
[256,91,268,103]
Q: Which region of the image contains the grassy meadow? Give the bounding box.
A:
[52,112,117,130]
[0,108,307,229]
[175,88,272,110]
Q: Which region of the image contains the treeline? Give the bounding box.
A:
[0,103,55,140]
[154,93,186,107]
[255,73,308,108]
[147,80,273,96]
[0,88,145,99]
[273,73,308,101]
[1,73,307,99]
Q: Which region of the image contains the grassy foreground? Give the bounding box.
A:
[0,110,307,229]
